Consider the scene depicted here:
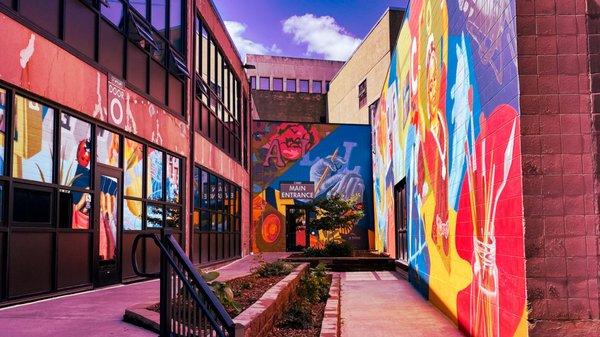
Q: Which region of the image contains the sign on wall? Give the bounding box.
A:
[280,182,315,199]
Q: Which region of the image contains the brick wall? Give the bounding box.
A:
[251,90,327,123]
[517,0,600,335]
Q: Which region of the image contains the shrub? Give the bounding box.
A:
[298,263,330,304]
[199,270,240,314]
[302,246,326,257]
[323,240,353,257]
[253,260,294,277]
[278,301,313,329]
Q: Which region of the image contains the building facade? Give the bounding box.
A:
[371,0,600,336]
[0,0,251,307]
[327,8,404,125]
[246,54,343,122]
[251,121,374,252]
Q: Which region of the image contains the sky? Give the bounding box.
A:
[212,0,410,62]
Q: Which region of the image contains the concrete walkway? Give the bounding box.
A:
[0,253,289,337]
[340,271,465,337]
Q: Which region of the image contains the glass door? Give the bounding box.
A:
[394,181,408,265]
[94,166,121,286]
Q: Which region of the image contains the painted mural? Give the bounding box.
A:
[252,122,373,252]
[371,0,526,336]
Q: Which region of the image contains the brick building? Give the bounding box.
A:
[245,54,343,122]
[0,0,251,307]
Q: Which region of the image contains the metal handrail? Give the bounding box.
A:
[132,230,236,337]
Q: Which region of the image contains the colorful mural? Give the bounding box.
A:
[371,0,526,336]
[252,122,373,252]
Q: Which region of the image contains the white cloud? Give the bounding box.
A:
[224,20,281,60]
[282,14,361,61]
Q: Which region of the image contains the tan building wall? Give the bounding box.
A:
[327,9,404,124]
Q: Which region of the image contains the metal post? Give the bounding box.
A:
[160,228,173,337]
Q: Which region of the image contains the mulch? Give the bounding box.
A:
[227,273,287,316]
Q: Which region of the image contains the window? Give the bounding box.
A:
[122,137,182,230]
[358,79,367,108]
[13,186,53,226]
[59,113,92,229]
[299,80,309,93]
[193,166,241,263]
[147,147,164,200]
[286,79,296,92]
[0,88,6,175]
[96,128,120,167]
[13,95,55,183]
[250,76,256,90]
[259,77,270,90]
[325,81,330,92]
[273,78,283,91]
[312,80,322,94]
[194,15,245,164]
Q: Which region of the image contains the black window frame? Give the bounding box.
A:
[193,13,245,164]
[0,0,189,119]
[192,166,241,263]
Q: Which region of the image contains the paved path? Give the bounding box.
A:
[0,252,289,337]
[340,271,465,337]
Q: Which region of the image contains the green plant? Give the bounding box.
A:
[298,263,330,304]
[308,194,364,245]
[302,246,326,257]
[324,240,353,257]
[253,260,294,277]
[278,301,313,329]
[199,270,241,314]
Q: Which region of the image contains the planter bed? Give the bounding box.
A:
[266,274,333,337]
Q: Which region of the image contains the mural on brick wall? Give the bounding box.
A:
[371,0,527,336]
[252,121,373,252]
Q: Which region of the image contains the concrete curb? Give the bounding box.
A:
[320,272,341,337]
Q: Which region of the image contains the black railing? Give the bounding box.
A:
[132,229,236,337]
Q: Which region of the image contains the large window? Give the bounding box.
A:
[1,0,188,117]
[193,166,241,263]
[259,77,270,90]
[273,78,283,92]
[122,138,182,231]
[194,15,245,163]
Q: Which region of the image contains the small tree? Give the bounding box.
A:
[308,194,365,245]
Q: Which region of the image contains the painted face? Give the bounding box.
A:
[426,49,440,117]
[77,139,91,167]
[269,124,319,161]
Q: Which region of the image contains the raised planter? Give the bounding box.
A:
[233,263,309,337]
[285,256,395,272]
[319,272,341,337]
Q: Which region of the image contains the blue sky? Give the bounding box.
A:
[212,0,409,62]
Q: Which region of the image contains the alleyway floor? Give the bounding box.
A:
[0,253,287,337]
[340,271,465,337]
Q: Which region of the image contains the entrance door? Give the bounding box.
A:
[285,206,309,251]
[394,180,408,265]
[94,166,121,286]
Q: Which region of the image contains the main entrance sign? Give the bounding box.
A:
[280,182,315,199]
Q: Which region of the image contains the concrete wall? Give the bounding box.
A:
[327,9,404,125]
[517,0,600,335]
